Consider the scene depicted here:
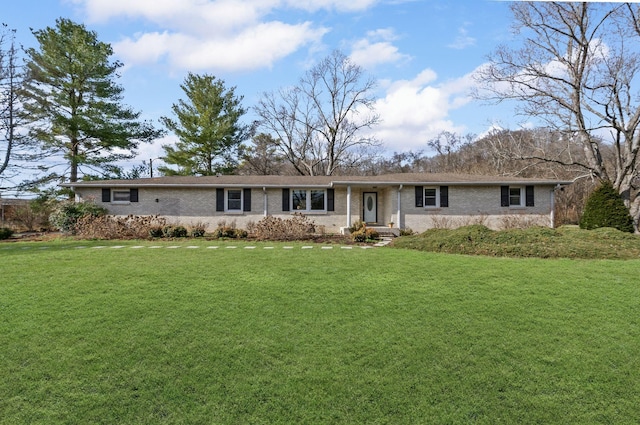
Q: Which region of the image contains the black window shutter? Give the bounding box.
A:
[525,185,535,207]
[327,189,335,211]
[216,188,224,212]
[243,188,251,212]
[102,188,111,203]
[501,186,510,207]
[440,186,449,208]
[415,186,423,207]
[282,189,290,211]
[130,188,139,203]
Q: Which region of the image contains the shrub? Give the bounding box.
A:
[190,222,207,238]
[212,226,247,239]
[249,214,316,241]
[429,215,452,229]
[162,225,188,238]
[191,227,206,238]
[4,194,56,232]
[75,215,168,240]
[0,227,13,240]
[348,220,366,234]
[399,228,415,236]
[149,226,164,238]
[351,227,380,243]
[351,229,367,242]
[210,220,247,239]
[580,181,634,233]
[49,201,108,233]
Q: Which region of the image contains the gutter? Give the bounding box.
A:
[62,178,574,189]
[62,183,333,189]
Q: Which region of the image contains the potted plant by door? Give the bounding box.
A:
[388,222,394,228]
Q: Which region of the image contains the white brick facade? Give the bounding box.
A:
[74,177,562,233]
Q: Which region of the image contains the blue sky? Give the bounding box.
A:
[5,0,524,183]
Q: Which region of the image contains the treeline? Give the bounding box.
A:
[238,128,593,225]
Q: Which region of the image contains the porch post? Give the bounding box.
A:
[263,187,268,217]
[346,185,352,228]
[397,184,403,228]
[550,187,555,228]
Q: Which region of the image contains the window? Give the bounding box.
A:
[113,190,132,202]
[292,189,307,210]
[415,186,448,208]
[424,188,438,207]
[310,190,325,210]
[501,185,534,207]
[291,189,326,212]
[283,188,334,212]
[216,188,251,212]
[103,188,138,203]
[509,187,523,207]
[227,189,242,211]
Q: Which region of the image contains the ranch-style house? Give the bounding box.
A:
[63,173,572,234]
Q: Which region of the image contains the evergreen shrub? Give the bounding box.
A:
[0,227,13,239]
[579,181,634,233]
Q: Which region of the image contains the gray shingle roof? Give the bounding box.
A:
[62,173,572,188]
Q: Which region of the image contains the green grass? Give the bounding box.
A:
[393,225,640,259]
[1,239,640,424]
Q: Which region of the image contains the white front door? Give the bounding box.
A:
[363,192,377,223]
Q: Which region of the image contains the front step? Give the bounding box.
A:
[369,226,399,237]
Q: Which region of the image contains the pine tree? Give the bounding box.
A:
[22,18,163,184]
[159,73,251,176]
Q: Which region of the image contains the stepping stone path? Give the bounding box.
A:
[3,237,393,253]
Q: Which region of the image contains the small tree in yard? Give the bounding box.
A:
[8,196,53,231]
[49,200,107,233]
[580,181,634,233]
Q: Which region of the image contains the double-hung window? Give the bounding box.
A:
[509,187,523,207]
[227,189,242,212]
[216,188,251,212]
[424,188,438,207]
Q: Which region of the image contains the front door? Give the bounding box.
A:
[363,192,377,224]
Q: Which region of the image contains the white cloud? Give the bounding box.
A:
[77,0,275,36]
[72,0,356,72]
[114,22,328,71]
[448,25,476,50]
[283,0,379,13]
[371,69,476,152]
[349,28,411,69]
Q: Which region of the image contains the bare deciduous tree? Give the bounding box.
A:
[238,133,289,175]
[255,50,381,176]
[475,2,640,229]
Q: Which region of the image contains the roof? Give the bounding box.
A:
[0,198,31,205]
[62,173,572,189]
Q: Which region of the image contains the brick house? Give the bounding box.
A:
[63,173,571,234]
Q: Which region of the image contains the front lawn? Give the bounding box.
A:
[1,240,639,424]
